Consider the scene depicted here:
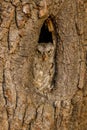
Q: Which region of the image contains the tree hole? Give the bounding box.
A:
[38,19,53,43]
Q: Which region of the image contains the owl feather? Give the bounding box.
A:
[33,42,55,95]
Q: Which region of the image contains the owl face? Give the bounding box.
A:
[36,43,54,61]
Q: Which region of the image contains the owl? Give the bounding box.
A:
[33,42,55,95]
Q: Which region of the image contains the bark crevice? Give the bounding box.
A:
[2,68,10,130]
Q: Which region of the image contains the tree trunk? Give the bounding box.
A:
[0,0,86,130]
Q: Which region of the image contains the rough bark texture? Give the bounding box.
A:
[0,0,86,130]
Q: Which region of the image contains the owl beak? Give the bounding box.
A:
[43,53,47,61]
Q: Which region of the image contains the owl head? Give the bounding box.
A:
[36,43,55,61]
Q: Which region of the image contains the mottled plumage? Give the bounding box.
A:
[33,42,55,95]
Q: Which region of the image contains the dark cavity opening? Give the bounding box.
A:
[38,20,53,43]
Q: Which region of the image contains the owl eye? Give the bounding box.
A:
[37,50,41,54]
[48,50,51,54]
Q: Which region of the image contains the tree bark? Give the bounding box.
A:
[0,0,86,130]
